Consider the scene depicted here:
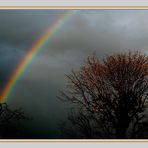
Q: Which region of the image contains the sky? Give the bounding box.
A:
[0,9,148,138]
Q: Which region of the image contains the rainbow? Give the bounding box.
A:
[0,10,76,103]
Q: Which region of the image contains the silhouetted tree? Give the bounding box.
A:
[59,51,148,138]
[0,103,27,138]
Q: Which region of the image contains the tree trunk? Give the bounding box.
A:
[115,121,129,139]
[115,127,127,139]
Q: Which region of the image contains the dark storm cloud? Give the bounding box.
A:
[1,9,148,138]
[0,45,27,90]
[0,10,66,46]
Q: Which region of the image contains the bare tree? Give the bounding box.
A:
[0,103,27,138]
[59,51,148,138]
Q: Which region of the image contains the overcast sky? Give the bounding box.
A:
[0,9,148,137]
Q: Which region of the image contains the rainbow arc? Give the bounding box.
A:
[0,10,76,103]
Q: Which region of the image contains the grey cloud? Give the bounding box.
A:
[43,10,148,57]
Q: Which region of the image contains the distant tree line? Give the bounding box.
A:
[0,103,27,138]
